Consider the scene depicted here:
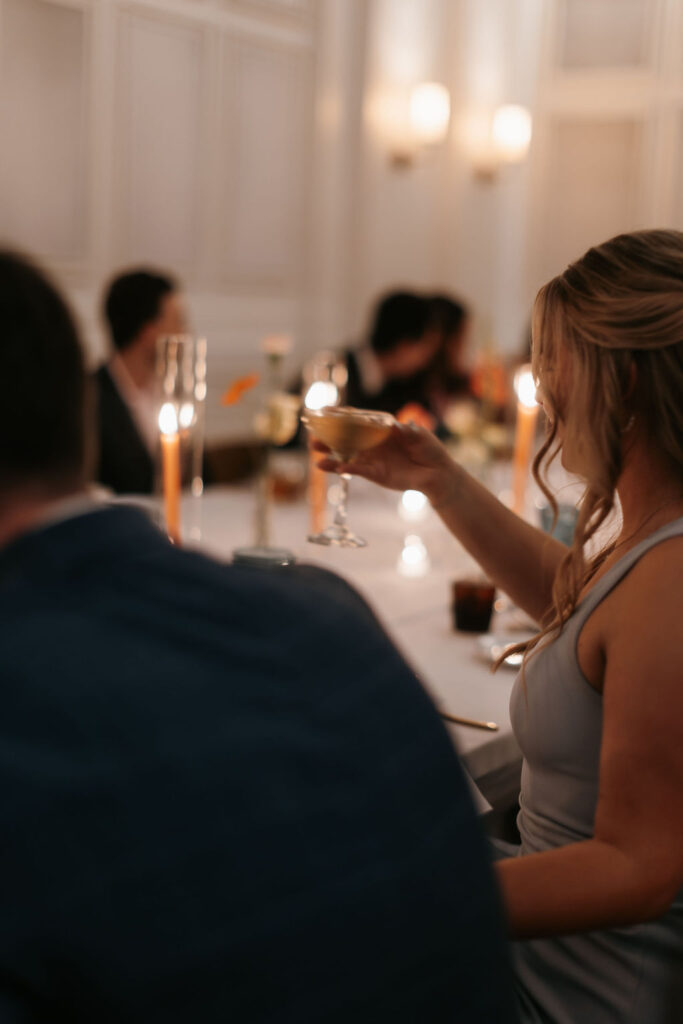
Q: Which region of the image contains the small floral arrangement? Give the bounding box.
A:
[396,402,436,431]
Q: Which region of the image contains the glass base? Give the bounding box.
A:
[232,545,297,567]
[307,524,367,549]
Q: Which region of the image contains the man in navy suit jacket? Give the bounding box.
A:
[93,268,187,494]
[0,251,517,1022]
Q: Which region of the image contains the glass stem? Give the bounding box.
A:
[333,473,350,530]
[254,447,271,547]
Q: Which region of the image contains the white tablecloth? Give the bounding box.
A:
[184,478,525,808]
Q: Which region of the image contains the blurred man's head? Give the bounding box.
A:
[430,294,470,374]
[430,294,468,341]
[103,269,186,377]
[0,251,87,502]
[368,291,439,379]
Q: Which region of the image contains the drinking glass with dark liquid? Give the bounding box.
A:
[301,405,395,548]
[452,579,496,632]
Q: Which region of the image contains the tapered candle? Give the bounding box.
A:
[512,365,539,517]
[159,402,181,545]
[303,380,338,535]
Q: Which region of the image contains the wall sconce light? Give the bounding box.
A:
[492,105,533,163]
[409,82,451,146]
[388,81,451,169]
[465,103,533,182]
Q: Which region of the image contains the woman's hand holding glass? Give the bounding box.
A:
[312,421,457,508]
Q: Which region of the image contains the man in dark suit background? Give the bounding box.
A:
[94,268,187,494]
[0,250,518,1023]
[344,290,441,415]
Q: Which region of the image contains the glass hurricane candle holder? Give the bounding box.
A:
[301,351,348,536]
[155,334,207,543]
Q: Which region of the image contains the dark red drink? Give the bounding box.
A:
[452,579,495,632]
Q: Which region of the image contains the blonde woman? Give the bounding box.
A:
[315,229,683,1023]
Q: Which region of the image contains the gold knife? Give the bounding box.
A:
[440,710,499,732]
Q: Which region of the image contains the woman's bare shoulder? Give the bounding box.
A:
[622,532,683,590]
[601,533,683,666]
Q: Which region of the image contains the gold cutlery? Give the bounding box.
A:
[440,711,499,732]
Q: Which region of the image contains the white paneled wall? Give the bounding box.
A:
[537,118,645,277]
[351,0,455,318]
[558,0,657,69]
[1,0,683,440]
[0,0,89,265]
[0,0,319,440]
[218,36,311,286]
[527,0,683,295]
[114,9,208,273]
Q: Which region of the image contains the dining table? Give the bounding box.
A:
[181,463,532,812]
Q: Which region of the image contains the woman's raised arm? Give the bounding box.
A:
[315,422,567,624]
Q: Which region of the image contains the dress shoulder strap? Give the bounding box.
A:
[572,516,683,627]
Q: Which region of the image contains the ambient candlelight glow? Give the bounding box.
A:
[399,489,428,522]
[178,402,195,430]
[397,534,430,577]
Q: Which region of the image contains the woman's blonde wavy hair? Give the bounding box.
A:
[507,229,683,667]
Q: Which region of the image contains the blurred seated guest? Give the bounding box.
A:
[94,268,187,493]
[424,293,473,419]
[344,290,440,415]
[0,250,518,1024]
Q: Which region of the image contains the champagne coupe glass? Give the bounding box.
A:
[301,405,395,548]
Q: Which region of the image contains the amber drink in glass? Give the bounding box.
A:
[301,406,394,547]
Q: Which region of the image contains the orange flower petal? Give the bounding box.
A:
[221,372,260,406]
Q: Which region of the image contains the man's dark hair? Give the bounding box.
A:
[430,294,468,338]
[104,269,176,352]
[368,291,433,355]
[0,251,86,493]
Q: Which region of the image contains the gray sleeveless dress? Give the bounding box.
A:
[505,517,683,1024]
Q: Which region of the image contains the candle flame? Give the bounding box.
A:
[304,380,339,410]
[159,402,178,435]
[514,365,537,409]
